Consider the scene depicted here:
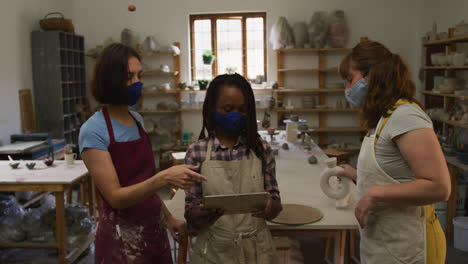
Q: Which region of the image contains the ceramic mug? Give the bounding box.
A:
[65,153,77,165]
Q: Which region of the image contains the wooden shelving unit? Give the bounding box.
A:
[422,28,468,242]
[421,90,468,100]
[276,47,361,147]
[137,42,182,151]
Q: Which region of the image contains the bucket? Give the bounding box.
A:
[436,209,465,234]
[453,217,468,251]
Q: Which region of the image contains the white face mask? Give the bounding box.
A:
[345,78,369,107]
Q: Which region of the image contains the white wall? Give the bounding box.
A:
[0,0,70,145]
[3,1,434,146]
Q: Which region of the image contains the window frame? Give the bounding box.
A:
[189,12,267,81]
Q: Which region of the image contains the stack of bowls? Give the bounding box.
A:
[302,96,315,109]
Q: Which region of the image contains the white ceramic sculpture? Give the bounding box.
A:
[327,10,347,48]
[320,157,352,208]
[142,36,160,53]
[269,17,295,50]
[308,11,328,48]
[292,22,309,48]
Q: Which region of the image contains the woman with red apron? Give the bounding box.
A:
[80,43,206,263]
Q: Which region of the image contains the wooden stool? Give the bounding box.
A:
[274,237,291,264]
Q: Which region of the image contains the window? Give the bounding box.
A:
[190,12,266,81]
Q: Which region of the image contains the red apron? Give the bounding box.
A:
[95,106,172,264]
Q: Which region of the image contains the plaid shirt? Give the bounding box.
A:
[184,135,281,210]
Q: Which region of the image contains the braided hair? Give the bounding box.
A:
[199,73,266,171]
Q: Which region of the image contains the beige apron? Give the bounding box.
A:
[191,139,278,264]
[356,114,426,264]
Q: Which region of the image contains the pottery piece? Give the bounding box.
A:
[453,52,466,66]
[157,102,168,110]
[462,113,468,123]
[121,28,138,48]
[438,84,454,94]
[159,83,171,90]
[272,149,279,156]
[327,10,347,48]
[290,115,299,122]
[272,81,279,89]
[167,101,179,111]
[26,163,36,170]
[308,11,329,48]
[282,143,289,150]
[9,163,20,169]
[292,22,309,48]
[178,82,187,89]
[308,155,318,164]
[446,53,454,66]
[44,159,54,167]
[269,17,294,50]
[443,78,458,91]
[298,124,309,131]
[433,76,445,91]
[142,36,159,53]
[454,20,468,37]
[160,64,170,73]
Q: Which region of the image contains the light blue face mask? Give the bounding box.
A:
[345,78,369,107]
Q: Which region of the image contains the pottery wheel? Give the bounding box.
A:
[269,204,323,226]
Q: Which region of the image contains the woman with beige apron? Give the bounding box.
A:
[335,40,450,263]
[184,74,282,264]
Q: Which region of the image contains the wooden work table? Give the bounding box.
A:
[166,131,359,264]
[0,160,95,264]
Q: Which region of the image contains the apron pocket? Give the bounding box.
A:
[377,212,425,263]
[255,229,278,264]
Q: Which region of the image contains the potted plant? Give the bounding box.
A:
[202,50,215,65]
[198,79,209,90]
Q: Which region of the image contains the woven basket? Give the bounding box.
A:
[39,12,75,33]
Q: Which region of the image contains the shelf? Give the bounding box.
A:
[181,108,202,112]
[445,155,468,171]
[277,108,359,113]
[142,71,179,76]
[423,66,468,70]
[276,48,351,52]
[421,91,468,100]
[432,118,468,129]
[275,88,345,93]
[423,35,468,46]
[137,110,179,114]
[142,89,179,95]
[277,68,337,73]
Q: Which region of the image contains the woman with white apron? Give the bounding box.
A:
[184,74,282,264]
[335,40,450,263]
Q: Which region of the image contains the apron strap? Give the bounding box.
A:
[102,106,116,144]
[374,99,421,153]
[206,138,213,160]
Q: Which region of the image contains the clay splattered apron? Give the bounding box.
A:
[95,106,172,264]
[356,102,426,264]
[191,139,278,264]
[374,100,446,264]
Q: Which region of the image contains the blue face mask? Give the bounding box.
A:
[127,81,143,106]
[345,78,369,107]
[213,110,246,135]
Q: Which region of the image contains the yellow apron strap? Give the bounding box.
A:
[374,99,420,153]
